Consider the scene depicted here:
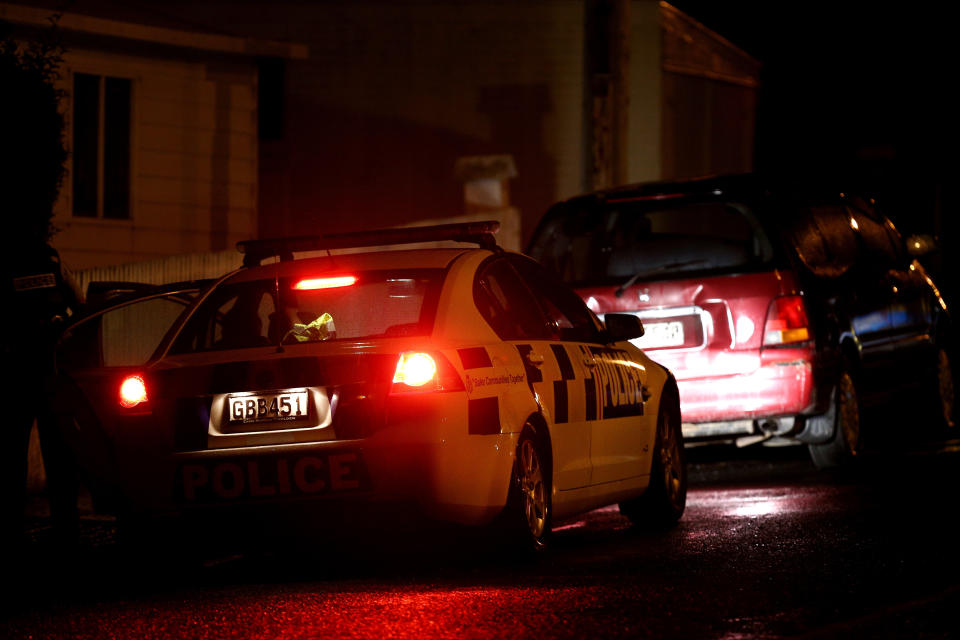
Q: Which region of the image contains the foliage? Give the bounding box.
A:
[0,16,67,243]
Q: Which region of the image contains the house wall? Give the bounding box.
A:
[52,49,258,269]
[175,0,586,245]
[659,3,759,181]
[626,0,662,184]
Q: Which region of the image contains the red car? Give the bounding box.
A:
[527,174,955,467]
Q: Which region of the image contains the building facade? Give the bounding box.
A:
[2,2,304,270]
[4,1,756,268]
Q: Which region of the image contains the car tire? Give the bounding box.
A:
[501,425,552,554]
[927,347,956,434]
[808,369,861,469]
[619,394,686,529]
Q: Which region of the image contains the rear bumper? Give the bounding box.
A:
[678,361,814,439]
[109,394,518,529]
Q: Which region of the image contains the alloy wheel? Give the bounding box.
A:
[838,372,860,454]
[937,349,955,429]
[659,409,684,508]
[519,439,547,540]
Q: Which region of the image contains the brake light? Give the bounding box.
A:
[391,352,465,393]
[119,375,148,408]
[393,352,437,387]
[763,296,811,346]
[294,275,357,290]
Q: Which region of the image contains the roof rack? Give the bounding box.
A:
[236,220,501,267]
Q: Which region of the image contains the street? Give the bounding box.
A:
[3,438,959,639]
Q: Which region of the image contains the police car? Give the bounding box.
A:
[58,222,685,551]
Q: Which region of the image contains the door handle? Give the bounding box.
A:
[582,357,597,368]
[525,351,545,366]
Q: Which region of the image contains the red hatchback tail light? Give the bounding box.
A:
[763,295,811,346]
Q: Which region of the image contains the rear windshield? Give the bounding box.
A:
[528,198,775,286]
[169,269,444,354]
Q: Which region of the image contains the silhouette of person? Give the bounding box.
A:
[1,25,81,549]
[1,241,84,548]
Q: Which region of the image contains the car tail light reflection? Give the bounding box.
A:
[391,352,465,393]
[763,296,811,346]
[119,374,149,408]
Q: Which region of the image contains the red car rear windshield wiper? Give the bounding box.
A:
[614,259,708,298]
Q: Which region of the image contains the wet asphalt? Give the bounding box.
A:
[3,438,960,639]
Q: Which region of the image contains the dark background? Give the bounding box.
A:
[672,2,955,232]
[670,1,957,303]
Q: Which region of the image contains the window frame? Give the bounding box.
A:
[56,288,200,370]
[508,254,605,344]
[68,69,136,222]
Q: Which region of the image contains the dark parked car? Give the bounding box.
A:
[53,280,213,512]
[527,174,955,467]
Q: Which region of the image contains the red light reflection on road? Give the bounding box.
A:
[688,488,795,519]
[685,484,845,524]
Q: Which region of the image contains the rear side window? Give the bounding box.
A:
[789,199,905,277]
[788,205,858,278]
[475,259,551,341]
[169,269,443,353]
[848,200,904,267]
[528,199,774,286]
[510,256,602,343]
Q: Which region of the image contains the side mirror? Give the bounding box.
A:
[906,234,938,257]
[603,313,644,343]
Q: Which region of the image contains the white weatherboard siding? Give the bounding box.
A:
[52,50,258,270]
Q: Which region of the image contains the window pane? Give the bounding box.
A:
[104,77,131,219]
[476,260,550,341]
[528,199,774,286]
[511,257,600,343]
[170,269,444,354]
[72,73,99,217]
[102,297,191,366]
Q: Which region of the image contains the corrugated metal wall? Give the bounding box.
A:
[73,249,243,298]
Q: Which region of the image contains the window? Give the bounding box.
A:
[72,73,131,219]
[846,199,905,267]
[788,205,858,278]
[475,259,551,341]
[510,256,603,343]
[169,269,444,354]
[56,293,196,369]
[527,199,774,286]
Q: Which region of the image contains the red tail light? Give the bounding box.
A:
[393,352,437,387]
[293,275,357,290]
[763,296,811,346]
[119,374,149,408]
[391,351,465,393]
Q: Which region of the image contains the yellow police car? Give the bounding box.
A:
[61,222,685,551]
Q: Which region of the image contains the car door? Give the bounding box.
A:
[475,256,593,490]
[848,202,935,373]
[53,286,203,502]
[510,256,654,487]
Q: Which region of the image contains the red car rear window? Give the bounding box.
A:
[529,199,774,286]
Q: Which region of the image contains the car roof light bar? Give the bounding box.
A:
[605,192,687,204]
[237,220,501,266]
